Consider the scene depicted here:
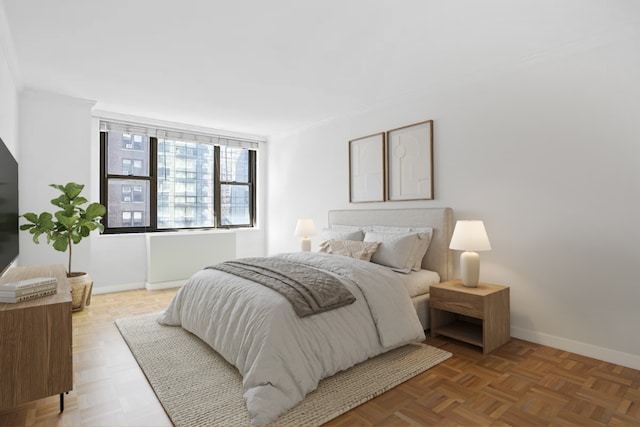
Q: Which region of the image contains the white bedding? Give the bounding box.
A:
[157,252,425,425]
[395,268,440,297]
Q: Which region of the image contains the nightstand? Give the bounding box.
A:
[430,279,510,354]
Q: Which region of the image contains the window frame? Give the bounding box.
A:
[216,147,256,228]
[100,131,256,234]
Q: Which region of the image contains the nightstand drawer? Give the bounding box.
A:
[430,287,484,318]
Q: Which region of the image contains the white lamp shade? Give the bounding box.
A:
[449,220,491,251]
[294,219,317,237]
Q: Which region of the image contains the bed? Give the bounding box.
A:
[158,207,453,426]
[327,207,454,330]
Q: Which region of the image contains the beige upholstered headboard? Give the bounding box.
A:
[328,208,454,281]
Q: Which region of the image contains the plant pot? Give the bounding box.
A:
[67,272,93,312]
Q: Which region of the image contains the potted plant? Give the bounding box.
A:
[20,182,106,311]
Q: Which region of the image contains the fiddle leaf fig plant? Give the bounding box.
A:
[20,182,106,275]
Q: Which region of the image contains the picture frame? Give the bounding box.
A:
[386,120,434,201]
[349,132,385,203]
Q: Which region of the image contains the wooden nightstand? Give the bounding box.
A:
[430,279,510,354]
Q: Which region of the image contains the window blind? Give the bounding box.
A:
[98,119,260,150]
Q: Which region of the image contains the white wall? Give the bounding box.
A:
[0,7,19,160]
[88,228,265,294]
[19,89,96,272]
[0,7,19,276]
[17,90,267,292]
[0,60,18,156]
[267,34,640,368]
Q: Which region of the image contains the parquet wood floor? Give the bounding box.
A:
[1,287,639,426]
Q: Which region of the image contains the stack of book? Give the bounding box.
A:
[0,277,58,303]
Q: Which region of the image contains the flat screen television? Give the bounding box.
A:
[0,136,19,276]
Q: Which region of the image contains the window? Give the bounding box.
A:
[100,127,257,233]
[122,185,132,202]
[133,185,144,202]
[156,138,215,229]
[121,158,144,176]
[122,133,144,150]
[122,211,145,227]
[219,146,252,225]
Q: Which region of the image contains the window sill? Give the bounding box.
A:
[97,227,261,239]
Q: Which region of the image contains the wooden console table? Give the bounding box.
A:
[0,264,73,411]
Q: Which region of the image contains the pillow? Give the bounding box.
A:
[364,225,412,233]
[411,228,433,271]
[319,227,364,244]
[366,226,434,271]
[329,224,363,232]
[318,239,380,261]
[363,231,418,273]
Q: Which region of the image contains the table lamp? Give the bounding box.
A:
[294,219,317,252]
[449,220,491,287]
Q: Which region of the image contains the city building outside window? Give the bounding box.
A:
[100,129,256,233]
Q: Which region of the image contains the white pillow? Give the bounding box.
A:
[364,231,418,273]
[330,224,363,232]
[411,228,433,271]
[319,227,364,244]
[369,226,433,271]
[318,239,380,261]
[364,225,411,233]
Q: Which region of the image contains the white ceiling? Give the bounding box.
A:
[2,0,638,137]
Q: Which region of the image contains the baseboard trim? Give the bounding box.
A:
[93,281,185,294]
[92,282,146,295]
[511,326,640,371]
[145,280,186,291]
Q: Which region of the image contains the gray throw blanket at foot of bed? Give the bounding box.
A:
[208,257,356,317]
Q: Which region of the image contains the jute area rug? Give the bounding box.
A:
[115,312,452,427]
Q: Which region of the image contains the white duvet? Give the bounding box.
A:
[157,252,425,425]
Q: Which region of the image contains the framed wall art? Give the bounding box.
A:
[386,120,433,201]
[349,132,385,203]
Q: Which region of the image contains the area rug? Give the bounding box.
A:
[115,312,452,427]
